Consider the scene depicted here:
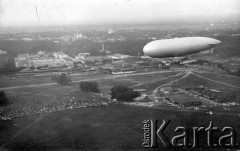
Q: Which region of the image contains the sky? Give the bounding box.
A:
[0,0,239,27]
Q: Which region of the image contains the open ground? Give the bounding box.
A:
[0,69,240,150]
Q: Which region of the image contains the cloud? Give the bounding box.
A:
[0,0,3,15]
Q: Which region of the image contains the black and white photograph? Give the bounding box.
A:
[0,0,240,150]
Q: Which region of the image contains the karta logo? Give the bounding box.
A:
[142,120,239,148]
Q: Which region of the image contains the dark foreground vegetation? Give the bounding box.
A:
[52,72,72,85]
[111,85,140,102]
[79,81,101,93]
[1,104,239,151]
[0,91,9,106]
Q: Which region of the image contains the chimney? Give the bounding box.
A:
[102,43,105,51]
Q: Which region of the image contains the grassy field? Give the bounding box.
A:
[1,70,240,150]
[1,104,240,150]
[0,76,53,88]
[0,71,180,121]
[173,74,239,93]
[0,71,180,88]
[197,72,240,87]
[168,72,240,114]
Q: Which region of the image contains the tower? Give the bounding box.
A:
[102,43,105,51]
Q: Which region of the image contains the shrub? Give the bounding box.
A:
[0,91,9,106]
[52,72,71,85]
[79,81,101,93]
[111,85,140,102]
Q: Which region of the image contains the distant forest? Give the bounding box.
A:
[214,36,240,57]
[0,39,150,57]
[0,34,239,58]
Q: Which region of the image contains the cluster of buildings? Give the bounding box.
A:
[73,53,136,74]
[158,85,240,108]
[0,50,7,55]
[14,48,167,75]
[209,58,240,74]
[14,50,140,74]
[157,87,202,108]
[185,86,240,105]
[183,56,240,75]
[15,51,76,68]
[155,86,238,108]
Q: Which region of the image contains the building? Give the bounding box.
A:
[108,28,114,34]
[108,53,130,59]
[170,94,202,107]
[17,54,29,61]
[53,51,68,59]
[0,50,7,55]
[99,43,111,54]
[85,56,106,61]
[76,31,82,39]
[75,53,90,60]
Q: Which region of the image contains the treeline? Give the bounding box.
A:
[0,57,22,73]
[0,91,9,106]
[78,81,140,102]
[57,39,149,57]
[190,59,240,77]
[1,35,240,58]
[0,40,59,56]
[0,81,141,107]
[214,36,240,57]
[53,74,141,102]
[0,39,149,57]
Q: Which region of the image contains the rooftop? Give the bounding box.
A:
[0,50,7,54]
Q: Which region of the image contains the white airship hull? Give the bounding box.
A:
[143,37,221,58]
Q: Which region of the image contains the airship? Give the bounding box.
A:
[143,37,221,58]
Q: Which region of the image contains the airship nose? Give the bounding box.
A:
[143,45,148,55]
[209,38,221,45]
[143,43,153,56]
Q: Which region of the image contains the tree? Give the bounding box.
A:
[0,60,20,73]
[36,66,42,70]
[79,81,101,93]
[29,65,35,70]
[0,91,9,106]
[52,72,71,85]
[111,85,140,102]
